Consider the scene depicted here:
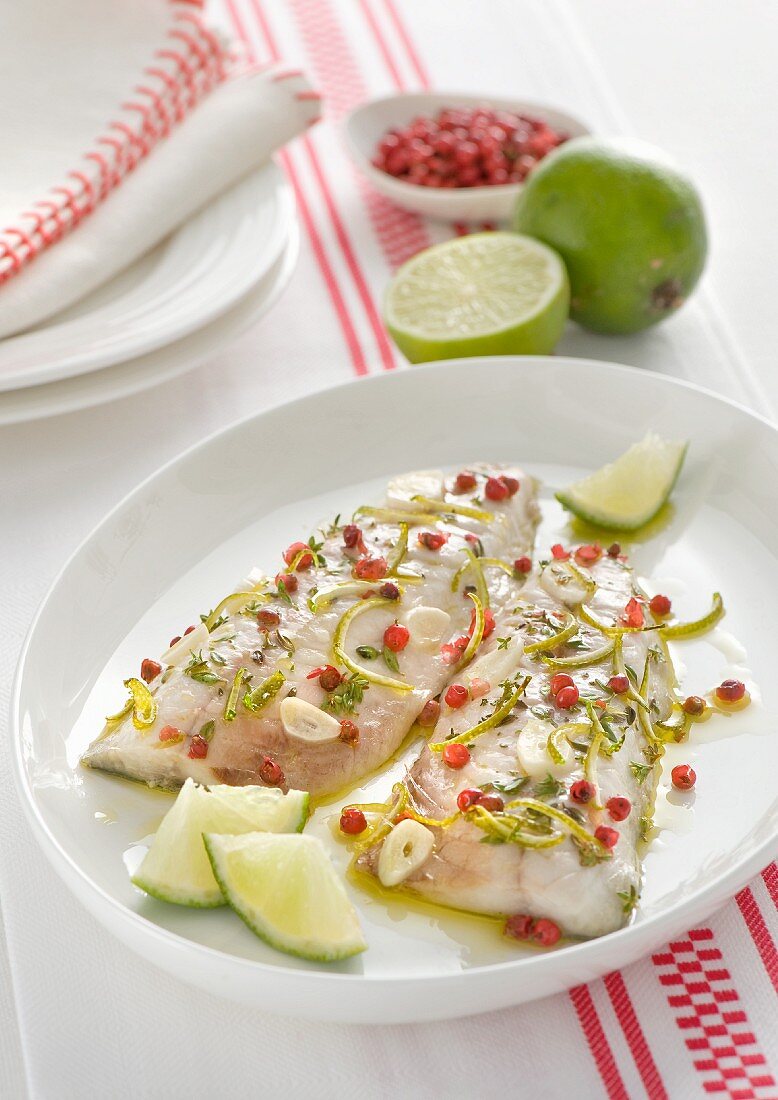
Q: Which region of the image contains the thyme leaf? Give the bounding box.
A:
[629,761,653,785]
[491,774,530,795]
[322,673,369,715]
[275,579,293,605]
[184,651,222,685]
[571,834,612,867]
[382,645,400,673]
[535,773,565,800]
[617,884,639,915]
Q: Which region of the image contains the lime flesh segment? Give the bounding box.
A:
[132,780,310,907]
[204,832,367,962]
[556,433,688,530]
[384,231,569,363]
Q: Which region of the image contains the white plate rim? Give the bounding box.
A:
[11,357,778,1017]
[0,162,293,392]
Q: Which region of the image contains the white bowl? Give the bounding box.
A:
[345,91,591,224]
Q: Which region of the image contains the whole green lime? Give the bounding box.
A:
[512,137,708,334]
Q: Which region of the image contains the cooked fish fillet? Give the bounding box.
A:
[82,466,539,798]
[357,549,676,939]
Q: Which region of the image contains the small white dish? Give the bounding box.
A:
[345,92,591,223]
[12,357,778,1023]
[0,161,295,393]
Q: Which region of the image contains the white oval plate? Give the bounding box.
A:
[0,162,293,392]
[12,358,778,1023]
[0,225,299,425]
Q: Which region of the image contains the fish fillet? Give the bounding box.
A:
[82,466,539,799]
[357,549,676,939]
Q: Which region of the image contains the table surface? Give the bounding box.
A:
[1,2,777,1097]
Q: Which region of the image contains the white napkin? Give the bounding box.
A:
[0,0,319,340]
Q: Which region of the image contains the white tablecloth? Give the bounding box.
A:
[1,2,776,1097]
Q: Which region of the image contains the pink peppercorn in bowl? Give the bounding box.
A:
[345,91,591,222]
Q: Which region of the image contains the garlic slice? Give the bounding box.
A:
[377,819,435,887]
[386,469,444,508]
[239,566,268,590]
[280,697,342,743]
[516,716,575,779]
[404,605,451,651]
[160,622,210,667]
[540,563,591,609]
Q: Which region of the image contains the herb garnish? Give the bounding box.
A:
[629,761,653,785]
[243,670,285,713]
[490,774,530,795]
[274,630,295,655]
[536,773,565,800]
[496,636,511,650]
[571,834,612,867]
[618,885,639,915]
[322,673,370,715]
[184,651,222,685]
[224,668,250,721]
[382,646,400,673]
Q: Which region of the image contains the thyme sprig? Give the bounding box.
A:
[322,673,370,715]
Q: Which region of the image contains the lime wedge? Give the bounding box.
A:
[132,779,309,907]
[556,433,688,530]
[203,833,367,961]
[384,231,569,363]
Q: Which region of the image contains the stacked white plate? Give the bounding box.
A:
[0,162,298,424]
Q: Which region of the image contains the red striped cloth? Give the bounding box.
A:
[211,2,778,1094]
[0,1,235,285]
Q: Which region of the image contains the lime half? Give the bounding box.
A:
[204,832,367,961]
[556,433,688,530]
[384,231,569,363]
[132,779,309,907]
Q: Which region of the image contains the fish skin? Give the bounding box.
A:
[82,466,539,799]
[357,552,676,940]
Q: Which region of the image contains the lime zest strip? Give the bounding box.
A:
[204,589,266,631]
[451,555,514,595]
[224,667,250,722]
[410,494,493,523]
[333,597,414,693]
[123,678,157,732]
[546,728,567,765]
[660,592,724,640]
[583,702,604,793]
[542,639,615,669]
[469,805,565,850]
[354,506,443,527]
[502,797,611,854]
[579,604,660,637]
[386,523,409,574]
[524,613,578,655]
[654,703,691,742]
[453,549,490,608]
[455,590,486,669]
[309,577,421,613]
[430,673,530,750]
[243,670,286,713]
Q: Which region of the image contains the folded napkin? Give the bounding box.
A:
[0,0,320,339]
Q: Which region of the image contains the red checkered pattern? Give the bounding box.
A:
[654,928,776,1098]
